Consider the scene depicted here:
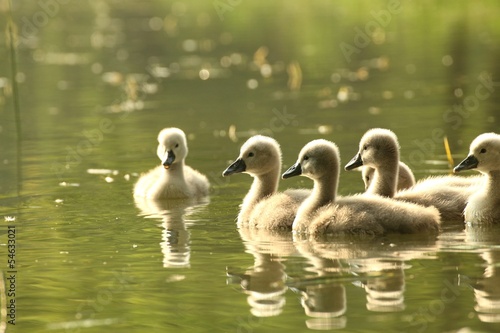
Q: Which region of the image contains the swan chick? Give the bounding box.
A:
[454,132,500,223]
[345,128,475,220]
[348,129,415,191]
[282,139,440,236]
[345,129,401,197]
[222,135,308,229]
[133,127,209,199]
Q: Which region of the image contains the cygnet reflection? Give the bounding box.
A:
[294,234,438,328]
[134,196,209,268]
[357,260,406,312]
[474,250,500,322]
[227,228,296,317]
[293,240,348,330]
[465,224,500,323]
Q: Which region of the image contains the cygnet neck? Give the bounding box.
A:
[296,170,339,227]
[366,153,399,198]
[312,172,338,206]
[303,172,338,215]
[240,167,280,220]
[250,167,280,199]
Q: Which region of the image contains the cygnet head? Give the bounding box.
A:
[282,139,340,181]
[454,132,500,174]
[222,135,281,177]
[345,128,399,171]
[156,128,188,169]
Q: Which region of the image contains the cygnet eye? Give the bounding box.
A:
[363,145,368,151]
[175,143,179,148]
[303,155,309,161]
[480,148,487,154]
[248,152,254,157]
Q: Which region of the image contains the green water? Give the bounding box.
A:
[1,1,500,332]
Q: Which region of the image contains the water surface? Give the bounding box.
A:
[1,1,500,332]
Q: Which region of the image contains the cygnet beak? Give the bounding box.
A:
[453,154,479,173]
[282,162,302,179]
[162,150,176,169]
[345,152,363,171]
[222,158,246,176]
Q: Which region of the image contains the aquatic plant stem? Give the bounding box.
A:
[7,0,22,197]
[443,136,454,174]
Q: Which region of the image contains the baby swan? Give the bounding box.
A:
[345,128,474,220]
[222,135,309,229]
[454,133,500,223]
[282,139,440,236]
[133,128,209,199]
[345,129,410,197]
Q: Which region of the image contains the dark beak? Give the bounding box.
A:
[345,152,363,171]
[282,162,302,179]
[162,150,175,169]
[222,158,246,176]
[453,154,479,173]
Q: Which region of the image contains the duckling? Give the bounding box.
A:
[222,135,309,229]
[133,127,209,199]
[362,161,415,192]
[345,128,477,220]
[454,133,500,223]
[282,139,440,236]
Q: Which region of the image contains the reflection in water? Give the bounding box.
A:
[134,196,209,268]
[360,260,406,312]
[294,241,347,330]
[466,224,500,323]
[295,235,438,327]
[474,251,500,323]
[230,231,439,328]
[228,228,294,317]
[300,283,347,330]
